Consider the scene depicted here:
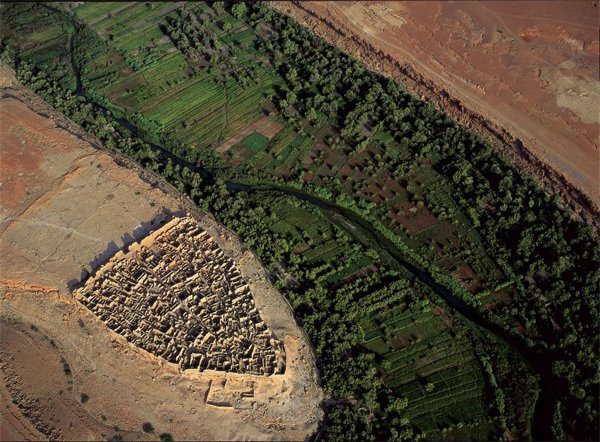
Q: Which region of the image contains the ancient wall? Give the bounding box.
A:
[75,216,285,376]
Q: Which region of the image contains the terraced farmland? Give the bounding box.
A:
[363,308,488,429]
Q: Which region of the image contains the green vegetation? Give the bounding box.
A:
[142,422,154,434]
[240,132,268,152]
[363,307,489,432]
[1,2,598,440]
[159,433,174,442]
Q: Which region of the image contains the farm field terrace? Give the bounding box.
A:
[1,1,598,441]
[208,190,503,440]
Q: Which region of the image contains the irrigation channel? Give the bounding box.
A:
[110,108,560,439]
[146,134,560,438]
[21,4,562,438]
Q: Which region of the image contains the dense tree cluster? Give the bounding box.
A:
[233,4,599,436]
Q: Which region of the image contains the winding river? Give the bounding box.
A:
[21,4,563,439]
[122,126,559,439]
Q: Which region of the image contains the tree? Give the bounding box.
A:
[387,397,408,413]
[551,401,564,441]
[286,66,297,83]
[231,2,248,19]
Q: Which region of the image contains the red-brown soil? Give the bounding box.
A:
[0,319,147,441]
[273,1,599,224]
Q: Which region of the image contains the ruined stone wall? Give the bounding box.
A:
[75,217,285,376]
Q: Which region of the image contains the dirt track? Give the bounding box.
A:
[0,65,322,440]
[273,1,599,225]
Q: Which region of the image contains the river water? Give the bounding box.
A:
[97,94,559,440]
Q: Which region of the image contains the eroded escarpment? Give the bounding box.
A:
[272,1,599,228]
[75,216,286,376]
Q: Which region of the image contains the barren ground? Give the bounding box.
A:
[273,1,599,223]
[0,65,322,441]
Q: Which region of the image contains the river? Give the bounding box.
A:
[91,92,560,440]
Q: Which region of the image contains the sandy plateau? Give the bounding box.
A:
[0,64,322,441]
[274,1,600,222]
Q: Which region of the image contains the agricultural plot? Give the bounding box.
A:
[72,2,127,24]
[71,2,278,149]
[241,132,269,152]
[302,240,341,262]
[361,306,490,435]
[321,255,375,286]
[218,115,282,156]
[76,2,179,51]
[0,3,75,88]
[275,135,315,170]
[246,127,316,173]
[270,201,328,242]
[227,133,267,163]
[264,198,378,289]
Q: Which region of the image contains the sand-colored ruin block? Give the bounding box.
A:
[206,380,233,408]
[75,217,285,376]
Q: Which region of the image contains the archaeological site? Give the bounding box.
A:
[75,216,286,376]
